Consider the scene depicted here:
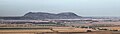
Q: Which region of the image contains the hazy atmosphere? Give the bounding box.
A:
[0,0,120,17]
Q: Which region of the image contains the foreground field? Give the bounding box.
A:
[0,31,120,34]
[0,33,34,34]
[0,29,53,33]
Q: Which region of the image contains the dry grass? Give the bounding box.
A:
[0,29,53,33]
[0,33,35,34]
[52,28,88,32]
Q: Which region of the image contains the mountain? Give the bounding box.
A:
[23,12,82,19]
[0,12,82,20]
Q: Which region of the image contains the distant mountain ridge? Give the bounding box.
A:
[0,12,82,20]
[23,12,82,19]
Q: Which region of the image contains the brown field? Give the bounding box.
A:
[0,26,120,34]
[52,28,88,32]
[0,31,120,34]
[0,29,53,33]
[0,33,35,34]
[0,28,88,33]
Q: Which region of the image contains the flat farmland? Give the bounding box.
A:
[0,31,120,34]
[0,29,53,33]
[0,33,35,34]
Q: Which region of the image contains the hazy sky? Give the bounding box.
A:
[0,0,120,17]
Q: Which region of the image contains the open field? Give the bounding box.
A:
[52,28,88,32]
[0,29,53,33]
[0,27,89,33]
[0,31,120,34]
[0,33,35,34]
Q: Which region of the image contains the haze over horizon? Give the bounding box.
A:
[0,0,120,17]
